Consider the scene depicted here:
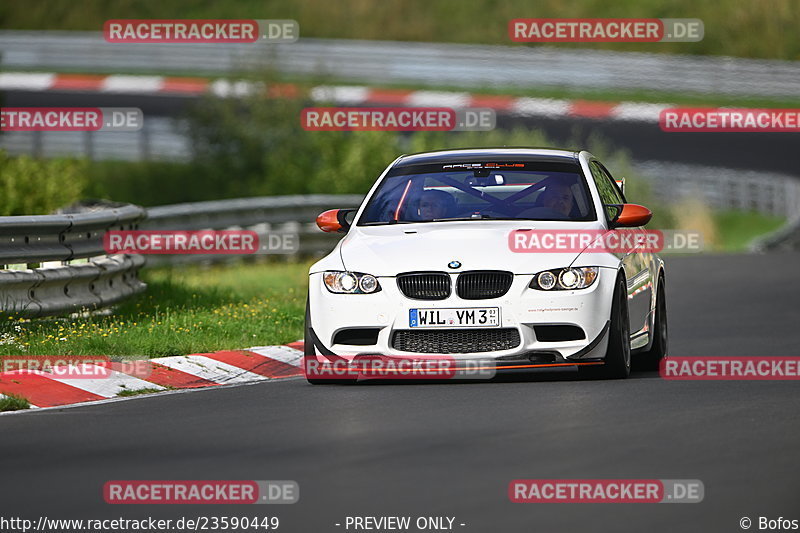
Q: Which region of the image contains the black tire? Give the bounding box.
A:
[638,275,668,371]
[580,274,631,380]
[304,297,356,385]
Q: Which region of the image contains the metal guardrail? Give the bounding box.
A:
[750,216,800,252]
[141,195,363,265]
[0,204,147,317]
[2,31,800,98]
[0,117,192,162]
[0,196,360,317]
[144,195,361,231]
[633,162,800,219]
[0,255,146,318]
[637,161,800,252]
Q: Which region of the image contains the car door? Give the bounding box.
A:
[589,161,652,341]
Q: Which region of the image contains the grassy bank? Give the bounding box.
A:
[711,210,786,252]
[0,261,310,357]
[2,0,797,60]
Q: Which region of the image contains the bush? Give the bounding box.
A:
[186,93,402,197]
[85,80,672,229]
[0,151,88,216]
[85,160,203,206]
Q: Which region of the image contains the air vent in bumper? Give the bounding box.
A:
[533,325,586,342]
[391,328,521,354]
[332,328,381,346]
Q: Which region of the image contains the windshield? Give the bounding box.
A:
[358,161,596,225]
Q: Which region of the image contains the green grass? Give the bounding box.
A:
[0,261,310,358]
[1,0,798,60]
[712,210,786,252]
[0,393,30,412]
[116,387,167,397]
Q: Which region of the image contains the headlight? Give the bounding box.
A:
[537,271,557,290]
[323,271,382,294]
[530,267,599,291]
[358,274,379,293]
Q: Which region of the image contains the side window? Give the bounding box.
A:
[589,161,623,221]
[597,162,627,203]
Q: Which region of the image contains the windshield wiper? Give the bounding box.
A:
[360,220,416,226]
[432,215,517,221]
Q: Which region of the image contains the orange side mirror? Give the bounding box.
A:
[613,204,652,228]
[316,209,351,233]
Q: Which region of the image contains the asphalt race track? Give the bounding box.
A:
[2,253,799,533]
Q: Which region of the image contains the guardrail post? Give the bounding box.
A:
[83,130,94,160]
[32,130,43,158]
[140,119,151,161]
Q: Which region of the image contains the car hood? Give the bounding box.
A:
[339,220,606,276]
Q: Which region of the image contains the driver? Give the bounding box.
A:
[418,189,456,220]
[537,182,575,217]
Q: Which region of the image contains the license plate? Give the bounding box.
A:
[409,307,500,328]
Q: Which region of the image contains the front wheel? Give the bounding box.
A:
[580,274,631,380]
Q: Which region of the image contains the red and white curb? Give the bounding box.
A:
[0,72,669,123]
[0,341,305,410]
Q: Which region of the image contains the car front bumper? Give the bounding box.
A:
[307,267,617,364]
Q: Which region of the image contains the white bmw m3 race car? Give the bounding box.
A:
[304,148,667,382]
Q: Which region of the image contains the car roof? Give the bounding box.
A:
[393,148,580,168]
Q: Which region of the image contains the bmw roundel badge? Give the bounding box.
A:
[448,261,462,269]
